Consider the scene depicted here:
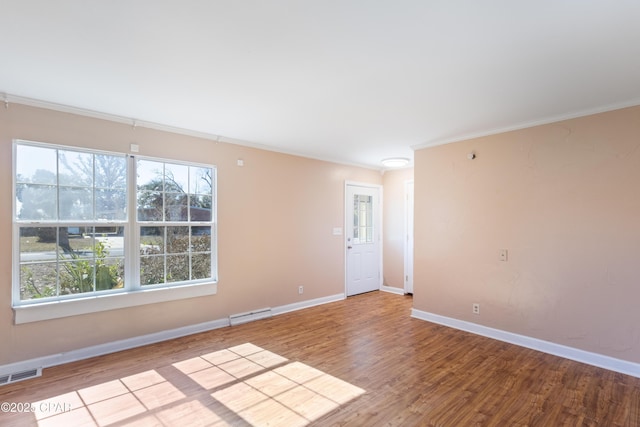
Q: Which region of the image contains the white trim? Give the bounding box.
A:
[380,285,405,295]
[272,293,345,316]
[403,179,414,294]
[411,308,640,379]
[14,283,218,324]
[2,292,344,378]
[0,316,230,378]
[411,98,640,152]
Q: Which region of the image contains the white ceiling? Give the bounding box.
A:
[2,1,640,169]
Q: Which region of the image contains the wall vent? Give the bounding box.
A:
[0,368,42,386]
[229,308,272,326]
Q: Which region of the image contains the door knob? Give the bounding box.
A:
[347,246,352,249]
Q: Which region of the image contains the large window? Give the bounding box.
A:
[13,141,217,308]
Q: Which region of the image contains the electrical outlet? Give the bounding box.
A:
[472,303,480,315]
[298,286,304,295]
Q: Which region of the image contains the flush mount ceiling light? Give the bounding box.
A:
[381,157,410,168]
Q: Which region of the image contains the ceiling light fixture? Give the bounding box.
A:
[381,157,410,168]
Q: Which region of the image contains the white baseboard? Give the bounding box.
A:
[0,317,230,377]
[411,308,640,379]
[1,293,345,378]
[380,285,405,295]
[272,293,345,316]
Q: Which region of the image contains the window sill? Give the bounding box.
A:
[13,282,218,324]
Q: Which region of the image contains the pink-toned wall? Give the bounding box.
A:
[382,168,413,290]
[0,103,382,365]
[413,106,640,363]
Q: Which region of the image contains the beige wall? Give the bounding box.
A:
[414,106,640,363]
[382,168,413,290]
[0,103,382,365]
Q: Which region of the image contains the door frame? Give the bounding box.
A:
[344,181,383,297]
[404,179,414,294]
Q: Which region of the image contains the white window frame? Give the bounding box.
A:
[12,140,218,324]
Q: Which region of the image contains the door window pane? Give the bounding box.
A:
[353,194,373,244]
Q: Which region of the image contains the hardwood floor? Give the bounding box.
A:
[1,291,639,426]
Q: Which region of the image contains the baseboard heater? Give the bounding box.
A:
[0,367,42,386]
[229,308,272,326]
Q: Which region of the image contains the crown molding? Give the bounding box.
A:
[412,98,640,151]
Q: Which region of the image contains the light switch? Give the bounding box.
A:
[333,227,343,236]
[500,249,508,262]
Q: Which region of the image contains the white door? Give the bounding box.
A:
[346,183,381,296]
[404,180,414,294]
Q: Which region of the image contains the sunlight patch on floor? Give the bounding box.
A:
[211,360,364,426]
[31,343,364,427]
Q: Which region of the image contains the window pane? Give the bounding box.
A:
[191,227,211,252]
[165,163,188,193]
[140,227,164,255]
[59,260,95,295]
[140,255,164,285]
[16,184,57,220]
[190,195,212,221]
[97,189,127,220]
[137,160,164,189]
[19,227,61,301]
[95,154,127,189]
[16,145,57,185]
[94,231,124,260]
[191,253,211,280]
[167,226,189,253]
[59,187,93,220]
[166,254,189,282]
[353,194,373,244]
[59,231,94,259]
[20,262,58,300]
[96,258,124,291]
[58,150,93,187]
[137,191,163,221]
[190,167,212,195]
[165,193,188,221]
